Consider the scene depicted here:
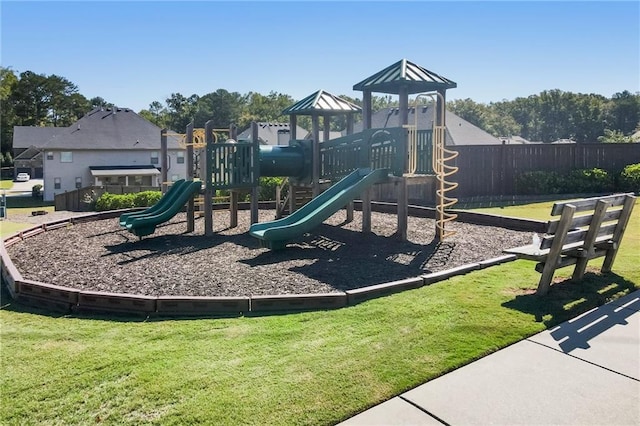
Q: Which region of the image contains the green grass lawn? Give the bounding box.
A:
[1,205,55,239]
[1,199,638,425]
[0,179,13,190]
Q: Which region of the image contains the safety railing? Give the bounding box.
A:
[320,127,407,180]
[415,130,434,175]
[206,140,260,190]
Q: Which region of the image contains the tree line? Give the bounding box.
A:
[448,90,639,143]
[2,67,638,166]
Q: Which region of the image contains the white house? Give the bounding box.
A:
[13,107,187,201]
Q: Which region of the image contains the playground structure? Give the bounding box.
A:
[121,59,461,247]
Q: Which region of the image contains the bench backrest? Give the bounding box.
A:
[541,193,636,250]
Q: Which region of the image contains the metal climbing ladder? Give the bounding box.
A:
[414,93,459,241]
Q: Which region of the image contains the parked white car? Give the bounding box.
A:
[15,173,30,182]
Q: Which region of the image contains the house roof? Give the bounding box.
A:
[13,146,43,160]
[237,122,310,145]
[14,107,182,151]
[353,59,457,94]
[304,130,343,142]
[352,105,501,145]
[12,126,64,149]
[282,90,362,115]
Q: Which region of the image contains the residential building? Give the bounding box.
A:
[352,105,502,145]
[237,122,310,145]
[12,107,186,201]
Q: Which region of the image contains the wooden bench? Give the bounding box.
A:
[504,193,636,295]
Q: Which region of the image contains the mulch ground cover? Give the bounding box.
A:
[6,209,530,297]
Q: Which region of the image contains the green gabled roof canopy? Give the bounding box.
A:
[283,90,362,116]
[353,59,457,94]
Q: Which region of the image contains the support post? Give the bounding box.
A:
[250,121,259,224]
[362,187,372,234]
[537,205,576,296]
[229,123,239,228]
[230,191,238,228]
[186,122,195,233]
[346,113,354,223]
[290,115,297,140]
[160,129,168,193]
[399,86,409,127]
[312,115,320,197]
[572,200,609,281]
[363,91,372,130]
[436,89,446,128]
[397,177,408,241]
[323,115,331,143]
[602,195,636,272]
[204,121,214,236]
[289,184,296,214]
[346,114,354,135]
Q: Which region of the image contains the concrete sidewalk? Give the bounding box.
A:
[340,290,640,425]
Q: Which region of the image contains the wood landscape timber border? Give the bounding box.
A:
[1,207,535,318]
[156,296,250,316]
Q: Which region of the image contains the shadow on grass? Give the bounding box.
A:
[502,271,638,329]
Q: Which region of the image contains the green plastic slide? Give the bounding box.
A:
[119,179,187,227]
[249,168,389,249]
[125,180,202,237]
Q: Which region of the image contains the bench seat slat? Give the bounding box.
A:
[504,238,614,262]
[534,248,608,273]
[540,223,616,249]
[550,193,631,216]
[546,209,621,234]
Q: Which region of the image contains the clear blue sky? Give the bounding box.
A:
[2,1,638,112]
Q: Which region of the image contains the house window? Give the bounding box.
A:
[60,152,72,163]
[177,151,185,164]
[75,177,82,189]
[150,151,159,165]
[54,178,61,189]
[46,152,54,160]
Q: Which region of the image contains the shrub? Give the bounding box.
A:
[515,171,563,195]
[133,191,162,207]
[562,168,614,193]
[258,177,287,201]
[95,191,161,211]
[516,168,615,195]
[31,184,43,198]
[619,163,640,193]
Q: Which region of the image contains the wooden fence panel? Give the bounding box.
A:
[451,143,640,198]
[55,185,160,211]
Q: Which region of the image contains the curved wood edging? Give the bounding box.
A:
[1,207,526,318]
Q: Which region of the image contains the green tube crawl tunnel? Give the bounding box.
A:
[258,144,308,178]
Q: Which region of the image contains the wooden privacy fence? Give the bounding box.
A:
[55,185,159,211]
[451,143,640,199]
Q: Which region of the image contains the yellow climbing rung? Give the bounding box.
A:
[414,92,459,242]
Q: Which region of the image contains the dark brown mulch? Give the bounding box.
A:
[6,209,530,297]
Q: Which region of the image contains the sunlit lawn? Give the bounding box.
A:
[1,198,637,425]
[0,179,13,190]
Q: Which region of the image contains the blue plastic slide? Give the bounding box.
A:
[125,180,202,237]
[249,168,389,249]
